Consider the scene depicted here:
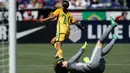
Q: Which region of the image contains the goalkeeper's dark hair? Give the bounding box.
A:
[54,61,68,73]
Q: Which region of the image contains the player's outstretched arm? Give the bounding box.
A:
[37,14,56,23]
[74,21,85,31]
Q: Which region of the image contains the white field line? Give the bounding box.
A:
[0,65,9,67]
[0,48,8,51]
[19,52,130,56]
[18,52,49,56]
[109,53,130,55]
[17,64,130,67]
[0,58,9,62]
[0,53,9,57]
[16,52,130,67]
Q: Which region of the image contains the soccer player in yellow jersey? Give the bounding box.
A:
[37,0,85,60]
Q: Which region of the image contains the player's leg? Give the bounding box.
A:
[50,37,59,58]
[99,17,118,42]
[89,35,117,70]
[55,33,67,59]
[56,33,71,59]
[82,40,105,71]
[56,41,64,60]
[102,34,118,56]
[51,37,57,50]
[51,37,56,47]
[90,40,103,63]
[68,42,88,64]
[90,18,117,62]
[90,23,113,61]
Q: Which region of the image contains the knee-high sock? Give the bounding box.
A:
[102,39,116,56]
[57,49,63,59]
[99,25,115,42]
[54,43,57,50]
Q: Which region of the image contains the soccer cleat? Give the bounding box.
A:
[112,34,118,40]
[81,42,88,51]
[110,16,118,27]
[83,57,90,63]
[57,58,64,64]
[55,56,59,59]
[60,58,64,61]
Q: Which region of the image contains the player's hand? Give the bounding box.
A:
[76,24,86,31]
[36,19,46,23]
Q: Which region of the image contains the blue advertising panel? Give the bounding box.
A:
[17,21,130,43]
[73,21,130,43]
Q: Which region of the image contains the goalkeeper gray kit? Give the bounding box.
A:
[67,22,117,73]
[67,39,115,73]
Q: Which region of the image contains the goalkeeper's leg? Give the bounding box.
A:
[99,17,118,42]
[68,42,88,64]
[102,34,118,56]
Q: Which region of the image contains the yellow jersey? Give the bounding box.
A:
[53,8,76,34]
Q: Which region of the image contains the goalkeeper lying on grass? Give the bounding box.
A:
[54,17,118,73]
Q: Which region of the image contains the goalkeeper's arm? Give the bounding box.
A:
[73,21,85,31]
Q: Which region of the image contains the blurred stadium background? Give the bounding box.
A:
[0,0,130,73]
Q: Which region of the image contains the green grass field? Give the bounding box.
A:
[16,43,130,73]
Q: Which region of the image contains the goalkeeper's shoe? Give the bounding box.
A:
[83,57,90,63]
[110,16,118,27]
[81,42,88,51]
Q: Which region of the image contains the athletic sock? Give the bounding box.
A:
[112,34,118,40]
[57,49,63,59]
[54,43,57,49]
[81,42,88,51]
[110,16,118,27]
[53,43,59,59]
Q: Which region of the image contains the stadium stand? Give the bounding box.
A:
[16,0,129,10]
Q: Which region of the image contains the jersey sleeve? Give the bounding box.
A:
[70,13,76,23]
[52,9,60,17]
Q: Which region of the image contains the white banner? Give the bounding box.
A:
[106,11,130,20]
